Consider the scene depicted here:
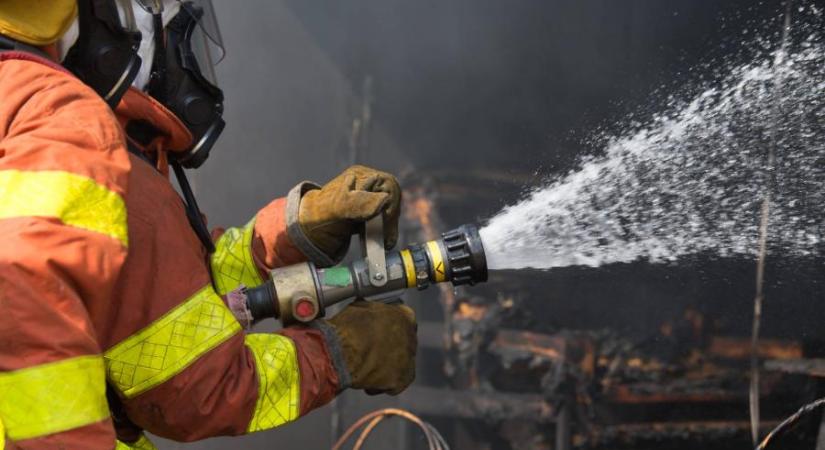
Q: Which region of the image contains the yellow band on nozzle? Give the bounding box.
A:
[426,241,447,283]
[400,249,417,288]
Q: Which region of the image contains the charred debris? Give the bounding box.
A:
[388,171,825,450]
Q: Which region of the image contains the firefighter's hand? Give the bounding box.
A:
[326,300,417,395]
[298,165,401,261]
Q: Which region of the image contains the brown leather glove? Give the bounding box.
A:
[325,301,417,395]
[298,165,401,262]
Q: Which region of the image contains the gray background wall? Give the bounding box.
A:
[156,1,794,448]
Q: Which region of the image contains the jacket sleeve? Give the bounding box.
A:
[102,180,342,440]
[209,181,336,296]
[106,285,344,441]
[0,57,131,449]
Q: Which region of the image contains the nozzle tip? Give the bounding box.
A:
[441,223,488,286]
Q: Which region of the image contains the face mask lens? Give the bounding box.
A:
[181,0,224,85]
[188,20,221,84]
[191,0,224,61]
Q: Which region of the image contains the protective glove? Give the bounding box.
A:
[298,165,401,261]
[326,300,417,395]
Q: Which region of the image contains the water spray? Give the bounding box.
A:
[241,217,488,325]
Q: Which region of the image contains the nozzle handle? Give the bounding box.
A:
[362,215,388,287]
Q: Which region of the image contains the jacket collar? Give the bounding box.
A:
[115,87,193,175]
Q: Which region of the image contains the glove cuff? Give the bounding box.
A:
[286,181,338,267]
[310,320,352,391]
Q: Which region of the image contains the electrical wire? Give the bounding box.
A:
[333,408,450,450]
[353,416,386,450]
[755,397,825,450]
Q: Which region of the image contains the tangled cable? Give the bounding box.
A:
[755,396,825,450]
[332,408,450,450]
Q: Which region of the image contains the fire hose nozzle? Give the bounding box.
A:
[243,222,488,325]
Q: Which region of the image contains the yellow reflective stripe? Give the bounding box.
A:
[116,434,157,450]
[244,334,300,432]
[211,219,263,295]
[0,355,109,441]
[0,169,128,246]
[105,285,241,398]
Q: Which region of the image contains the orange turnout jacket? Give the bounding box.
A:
[0,52,340,450]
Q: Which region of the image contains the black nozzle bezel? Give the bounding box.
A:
[442,223,488,286]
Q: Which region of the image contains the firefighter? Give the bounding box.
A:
[0,1,416,449]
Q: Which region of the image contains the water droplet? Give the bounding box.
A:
[480,11,825,271]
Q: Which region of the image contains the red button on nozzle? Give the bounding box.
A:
[295,299,316,319]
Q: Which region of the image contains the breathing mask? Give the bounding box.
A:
[141,0,226,168]
[61,0,143,107]
[62,0,225,168]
